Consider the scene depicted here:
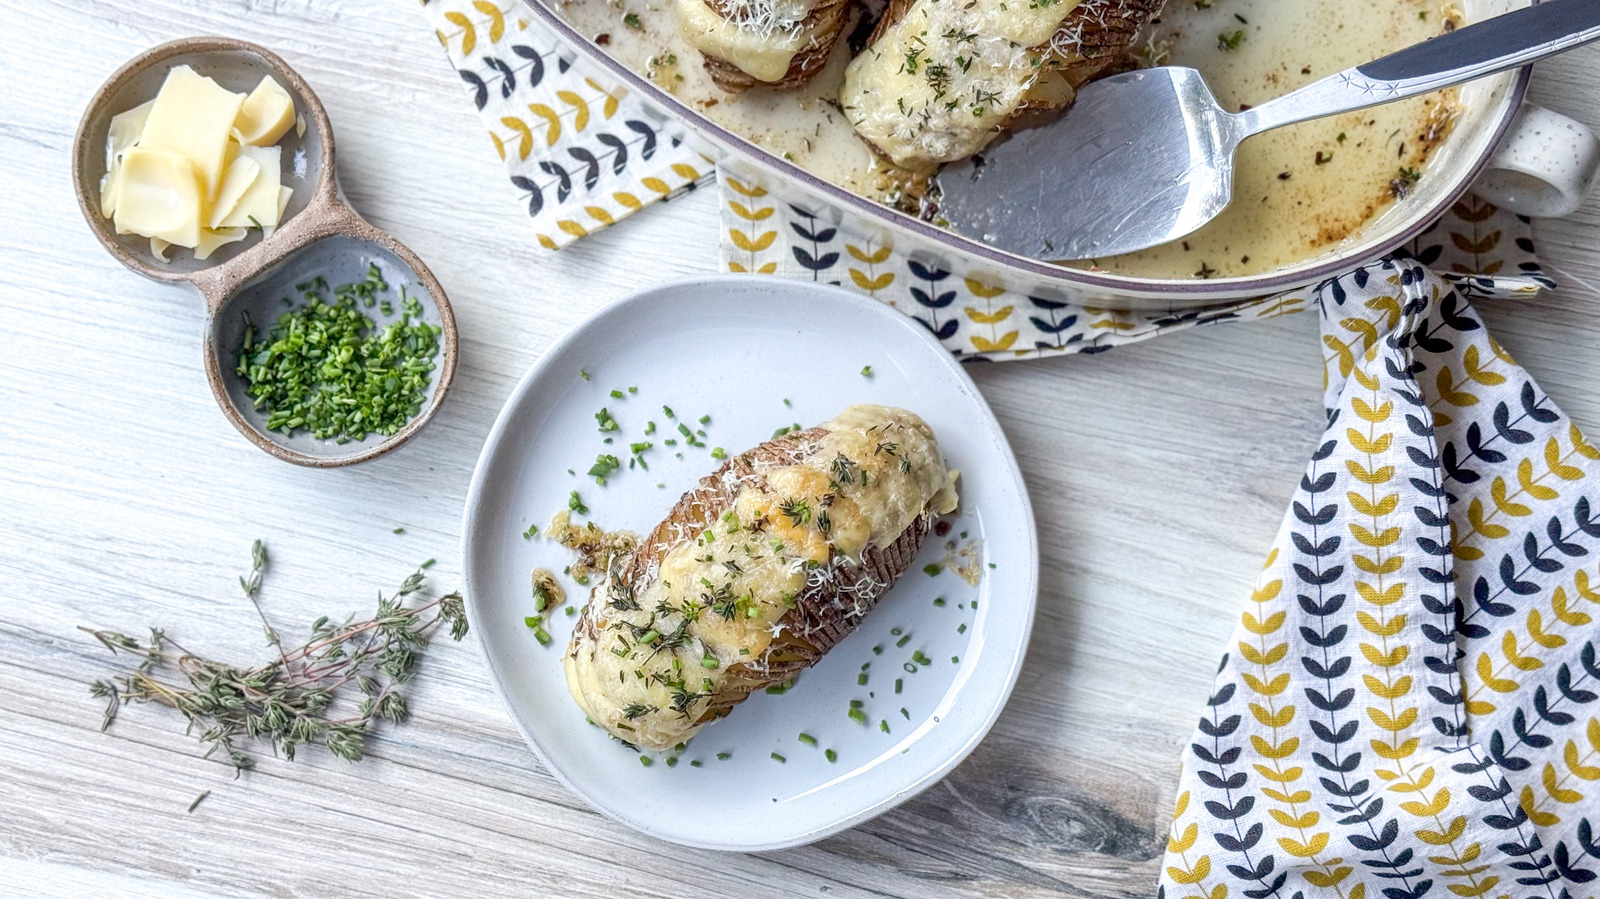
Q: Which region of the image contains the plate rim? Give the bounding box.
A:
[459,274,1040,850]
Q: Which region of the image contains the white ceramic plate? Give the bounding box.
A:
[461,276,1037,850]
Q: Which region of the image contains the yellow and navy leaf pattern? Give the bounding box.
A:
[421,0,712,250]
[718,187,1552,362]
[1160,255,1600,898]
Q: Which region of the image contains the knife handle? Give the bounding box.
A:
[1233,0,1600,140]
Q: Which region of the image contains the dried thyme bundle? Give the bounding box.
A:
[85,540,467,774]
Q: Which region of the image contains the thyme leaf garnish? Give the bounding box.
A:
[82,542,468,775]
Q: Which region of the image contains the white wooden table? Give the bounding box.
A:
[4,3,1598,896]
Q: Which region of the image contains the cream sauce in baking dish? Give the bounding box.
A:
[552,0,1459,279]
[1070,0,1459,278]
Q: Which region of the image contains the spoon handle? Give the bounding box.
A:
[1235,0,1600,138]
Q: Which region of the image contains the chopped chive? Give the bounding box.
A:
[879,720,890,733]
[523,616,551,646]
[717,752,732,760]
[589,453,621,482]
[690,760,703,767]
[952,655,961,663]
[662,405,675,418]
[957,623,967,634]
[569,491,588,514]
[701,652,719,669]
[421,558,436,569]
[896,634,911,648]
[895,678,903,693]
[639,755,653,767]
[770,752,786,763]
[848,707,867,725]
[711,447,726,460]
[610,389,624,399]
[522,523,539,539]
[904,662,918,673]
[933,597,945,607]
[392,527,405,534]
[923,564,942,577]
[900,707,910,719]
[860,365,873,377]
[644,421,656,435]
[850,699,863,708]
[912,650,932,666]
[565,606,576,616]
[873,644,883,655]
[628,386,638,393]
[783,398,792,407]
[595,408,619,432]
[857,673,868,686]
[798,733,817,747]
[825,748,837,763]
[639,629,660,644]
[579,369,590,380]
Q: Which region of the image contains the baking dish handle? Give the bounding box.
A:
[1473,102,1600,218]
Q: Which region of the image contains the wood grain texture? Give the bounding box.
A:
[2,1,1598,896]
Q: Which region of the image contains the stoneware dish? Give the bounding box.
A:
[72,37,458,467]
[527,0,1600,309]
[461,276,1038,849]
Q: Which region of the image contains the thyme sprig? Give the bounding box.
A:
[84,544,467,775]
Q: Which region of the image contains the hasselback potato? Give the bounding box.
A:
[564,405,959,750]
[840,0,1164,171]
[675,0,855,92]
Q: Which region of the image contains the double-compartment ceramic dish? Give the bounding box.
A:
[529,0,1599,308]
[461,277,1038,849]
[72,37,458,466]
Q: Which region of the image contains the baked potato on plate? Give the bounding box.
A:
[461,276,1036,849]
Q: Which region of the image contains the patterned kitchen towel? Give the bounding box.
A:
[423,0,713,249]
[1159,257,1600,899]
[720,185,1555,362]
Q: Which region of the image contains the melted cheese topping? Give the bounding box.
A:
[564,405,958,750]
[675,0,822,83]
[841,0,1084,170]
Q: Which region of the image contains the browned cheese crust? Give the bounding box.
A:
[570,427,932,726]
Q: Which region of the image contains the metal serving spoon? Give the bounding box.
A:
[935,0,1600,262]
